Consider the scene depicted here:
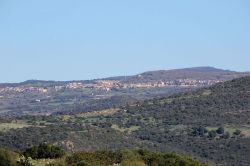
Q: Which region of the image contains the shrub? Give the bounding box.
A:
[0,149,18,166]
[18,156,35,166]
[221,132,230,139]
[23,144,65,159]
[234,129,241,135]
[64,150,208,166]
[207,131,217,139]
[216,127,225,134]
[76,161,91,166]
[66,151,121,166]
[121,160,147,166]
[45,158,67,166]
[192,126,207,137]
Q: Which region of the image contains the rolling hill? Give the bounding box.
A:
[0,67,249,117]
[1,76,250,165]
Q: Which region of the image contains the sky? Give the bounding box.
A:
[0,0,250,83]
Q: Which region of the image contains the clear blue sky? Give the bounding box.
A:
[0,0,250,82]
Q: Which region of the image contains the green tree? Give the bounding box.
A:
[216,127,225,134]
[208,131,217,139]
[234,129,241,135]
[23,144,65,159]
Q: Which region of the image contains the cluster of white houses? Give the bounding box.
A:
[0,79,221,94]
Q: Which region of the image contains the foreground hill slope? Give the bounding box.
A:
[110,76,250,165]
[0,148,209,166]
[131,75,250,125]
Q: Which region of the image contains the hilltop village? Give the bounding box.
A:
[0,79,221,94]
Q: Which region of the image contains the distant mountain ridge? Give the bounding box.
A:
[109,66,249,83]
[1,67,249,86]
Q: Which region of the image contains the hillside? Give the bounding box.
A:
[109,66,250,83]
[111,76,250,165]
[0,67,249,117]
[0,147,209,166]
[1,76,250,165]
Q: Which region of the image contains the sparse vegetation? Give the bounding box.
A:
[0,122,30,132]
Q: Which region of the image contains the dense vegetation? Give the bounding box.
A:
[23,144,65,159]
[0,149,18,166]
[64,150,208,166]
[0,146,208,166]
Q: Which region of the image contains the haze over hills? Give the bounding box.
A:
[1,75,250,165]
[0,67,249,117]
[0,66,248,85]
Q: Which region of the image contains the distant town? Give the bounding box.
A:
[0,79,221,94]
